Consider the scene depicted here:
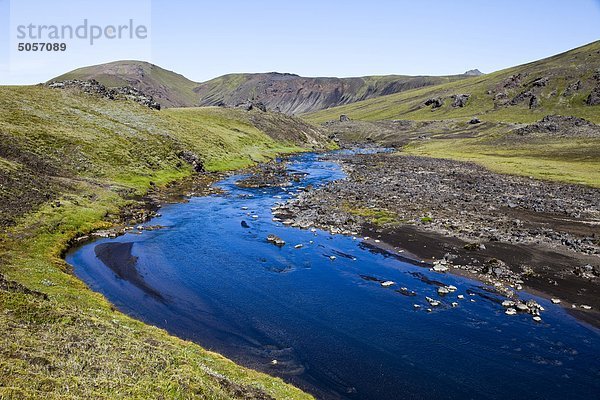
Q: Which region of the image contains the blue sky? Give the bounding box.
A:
[1,0,600,84]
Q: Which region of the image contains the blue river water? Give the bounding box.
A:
[66,151,600,400]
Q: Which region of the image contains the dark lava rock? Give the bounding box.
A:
[586,86,600,106]
[340,114,350,122]
[510,90,534,105]
[178,150,204,172]
[529,95,539,109]
[452,94,470,108]
[501,73,525,89]
[425,98,443,109]
[563,80,582,97]
[515,115,600,137]
[47,79,161,110]
[237,162,291,188]
[531,77,549,87]
[237,101,267,112]
[469,117,481,124]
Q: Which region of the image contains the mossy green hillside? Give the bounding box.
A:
[305,41,600,124]
[0,85,328,399]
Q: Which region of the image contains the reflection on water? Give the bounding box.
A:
[67,151,600,400]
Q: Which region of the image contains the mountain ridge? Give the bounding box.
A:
[304,40,600,123]
[50,63,475,113]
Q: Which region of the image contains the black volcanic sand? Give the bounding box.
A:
[94,242,163,300]
[277,152,600,327]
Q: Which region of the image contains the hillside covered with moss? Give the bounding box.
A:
[0,85,329,399]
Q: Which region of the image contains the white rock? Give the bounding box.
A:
[446,285,458,292]
[581,305,592,310]
[533,316,542,322]
[438,287,450,295]
[451,302,459,308]
[329,256,336,261]
[426,297,440,307]
[516,303,529,312]
[432,265,449,273]
[505,308,517,315]
[413,304,421,309]
[381,281,395,287]
[502,300,516,308]
[457,295,465,299]
[294,244,303,249]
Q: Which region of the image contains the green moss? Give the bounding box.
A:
[343,204,398,226]
[0,85,325,399]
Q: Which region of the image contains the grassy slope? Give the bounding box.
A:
[305,41,600,187]
[305,41,600,124]
[404,128,600,187]
[0,86,325,399]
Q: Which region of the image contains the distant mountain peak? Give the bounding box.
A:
[464,69,484,76]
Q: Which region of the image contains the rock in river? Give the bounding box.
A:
[267,234,286,246]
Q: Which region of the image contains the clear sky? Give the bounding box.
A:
[1,0,600,84]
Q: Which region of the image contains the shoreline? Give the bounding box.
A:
[359,224,600,330]
[276,151,600,329]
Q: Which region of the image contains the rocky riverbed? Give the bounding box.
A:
[274,151,600,327]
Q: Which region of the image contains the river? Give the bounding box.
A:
[66,151,600,400]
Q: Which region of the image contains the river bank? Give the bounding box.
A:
[275,151,600,328]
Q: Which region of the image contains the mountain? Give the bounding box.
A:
[464,69,484,76]
[305,40,600,123]
[50,60,199,108]
[193,72,470,114]
[51,63,473,113]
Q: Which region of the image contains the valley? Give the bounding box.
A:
[1,38,599,400]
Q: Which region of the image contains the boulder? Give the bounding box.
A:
[531,77,549,87]
[46,79,161,110]
[267,234,286,246]
[424,98,443,109]
[529,95,539,109]
[586,87,600,106]
[452,94,470,108]
[563,80,581,96]
[339,114,351,122]
[177,151,204,172]
[469,117,481,124]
